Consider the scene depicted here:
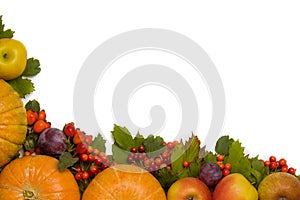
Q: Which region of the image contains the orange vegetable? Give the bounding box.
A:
[0,155,80,200]
[0,79,27,167]
[82,164,167,200]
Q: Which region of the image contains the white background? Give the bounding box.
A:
[1,1,300,170]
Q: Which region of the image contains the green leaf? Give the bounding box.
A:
[171,141,184,170]
[58,152,79,171]
[112,144,130,164]
[0,15,14,39]
[143,135,165,157]
[224,140,251,179]
[251,156,265,172]
[215,135,234,155]
[25,99,40,112]
[23,131,39,151]
[91,133,106,152]
[250,156,268,187]
[171,135,201,179]
[22,58,41,77]
[184,135,201,162]
[204,151,217,163]
[133,131,144,148]
[188,160,202,177]
[111,124,134,151]
[8,77,34,98]
[154,168,179,193]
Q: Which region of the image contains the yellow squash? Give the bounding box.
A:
[0,79,27,167]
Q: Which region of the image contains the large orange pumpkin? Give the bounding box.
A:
[0,155,80,200]
[82,164,167,200]
[0,79,27,167]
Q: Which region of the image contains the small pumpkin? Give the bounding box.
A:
[0,79,27,167]
[0,155,80,200]
[82,164,167,200]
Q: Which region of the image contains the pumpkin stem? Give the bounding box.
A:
[23,189,38,200]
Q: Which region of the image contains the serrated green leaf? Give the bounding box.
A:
[154,168,179,193]
[133,131,144,148]
[91,133,106,152]
[204,151,217,163]
[184,135,201,162]
[8,77,34,98]
[215,135,234,155]
[58,152,79,171]
[22,58,41,77]
[171,135,202,179]
[250,169,263,186]
[112,144,130,164]
[251,157,264,172]
[25,99,40,112]
[111,124,134,151]
[143,135,165,157]
[225,140,251,178]
[250,156,268,187]
[0,15,14,39]
[188,160,202,177]
[171,142,185,172]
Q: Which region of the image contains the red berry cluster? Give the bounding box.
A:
[216,154,231,176]
[62,123,114,183]
[263,156,296,175]
[26,109,51,133]
[127,141,178,173]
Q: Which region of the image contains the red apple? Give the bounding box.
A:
[213,173,258,200]
[167,177,212,200]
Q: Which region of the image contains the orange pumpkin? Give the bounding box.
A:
[0,79,27,167]
[82,164,167,200]
[0,155,80,200]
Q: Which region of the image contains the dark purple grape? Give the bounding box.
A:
[37,128,67,156]
[199,162,222,187]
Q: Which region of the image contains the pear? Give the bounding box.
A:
[258,172,300,200]
[213,173,258,200]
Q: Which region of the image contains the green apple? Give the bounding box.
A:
[167,177,212,200]
[0,38,27,80]
[258,172,300,200]
[213,173,258,200]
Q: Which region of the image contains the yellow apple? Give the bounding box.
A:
[0,38,27,80]
[258,172,300,200]
[167,177,212,200]
[213,173,258,200]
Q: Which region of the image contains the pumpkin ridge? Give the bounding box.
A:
[145,187,166,200]
[0,132,25,145]
[0,135,20,145]
[32,163,58,185]
[91,179,117,199]
[0,80,16,98]
[112,166,122,184]
[0,124,27,145]
[6,161,26,189]
[0,93,23,114]
[0,104,23,115]
[0,107,27,126]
